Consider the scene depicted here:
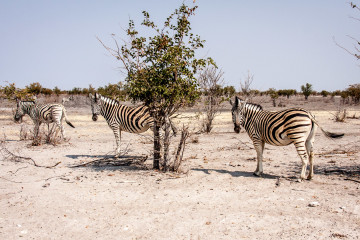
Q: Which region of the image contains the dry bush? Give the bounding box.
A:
[30,123,64,146]
[19,124,31,141]
[164,125,190,173]
[332,109,347,122]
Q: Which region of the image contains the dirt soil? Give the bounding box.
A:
[0,96,359,240]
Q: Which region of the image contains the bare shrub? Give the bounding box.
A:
[332,109,347,122]
[240,70,254,99]
[31,123,64,146]
[169,125,190,173]
[198,66,225,133]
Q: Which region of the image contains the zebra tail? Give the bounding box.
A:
[62,108,75,128]
[310,116,344,139]
[66,120,75,128]
[321,129,344,139]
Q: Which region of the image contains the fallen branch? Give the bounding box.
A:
[70,155,148,168]
[344,178,360,184]
[0,142,61,168]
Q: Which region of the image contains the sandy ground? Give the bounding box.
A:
[0,96,360,240]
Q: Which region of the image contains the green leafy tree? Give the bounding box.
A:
[346,84,360,103]
[53,86,62,96]
[2,82,31,100]
[267,88,278,107]
[97,82,126,100]
[99,4,213,170]
[26,82,42,95]
[278,89,297,99]
[223,86,236,98]
[301,83,313,100]
[320,90,330,97]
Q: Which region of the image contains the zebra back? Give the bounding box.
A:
[16,100,67,124]
[94,94,153,133]
[232,98,313,146]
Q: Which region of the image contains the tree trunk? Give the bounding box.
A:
[162,116,171,172]
[153,121,161,170]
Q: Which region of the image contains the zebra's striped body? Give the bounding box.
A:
[14,100,75,139]
[89,93,153,156]
[230,96,343,180]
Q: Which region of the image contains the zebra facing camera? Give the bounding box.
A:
[234,125,240,133]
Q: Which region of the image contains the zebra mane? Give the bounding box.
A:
[98,94,121,106]
[20,101,36,106]
[245,102,263,111]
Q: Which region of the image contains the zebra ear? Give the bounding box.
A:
[234,96,240,107]
[15,97,20,106]
[229,99,233,106]
[89,93,93,99]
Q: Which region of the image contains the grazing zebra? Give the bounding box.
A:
[14,99,75,139]
[89,93,154,157]
[230,96,344,180]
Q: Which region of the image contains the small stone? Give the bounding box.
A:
[308,201,320,207]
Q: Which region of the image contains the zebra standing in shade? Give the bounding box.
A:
[230,96,344,180]
[89,93,154,157]
[14,99,75,139]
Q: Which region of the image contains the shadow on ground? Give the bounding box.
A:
[192,168,279,179]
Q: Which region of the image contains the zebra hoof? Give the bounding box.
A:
[253,172,262,177]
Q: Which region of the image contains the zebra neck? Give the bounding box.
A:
[21,102,35,115]
[242,105,262,130]
[99,97,121,118]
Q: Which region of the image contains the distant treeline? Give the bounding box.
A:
[1,81,359,104]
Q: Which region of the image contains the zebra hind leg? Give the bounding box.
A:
[294,141,309,181]
[306,126,316,180]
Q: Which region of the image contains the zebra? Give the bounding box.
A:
[14,99,75,140]
[230,96,344,180]
[89,93,154,157]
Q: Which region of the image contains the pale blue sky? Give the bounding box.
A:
[0,0,358,92]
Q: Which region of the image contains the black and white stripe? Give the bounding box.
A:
[14,99,75,139]
[89,93,153,156]
[230,96,343,180]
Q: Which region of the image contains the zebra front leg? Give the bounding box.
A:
[113,127,121,157]
[34,121,41,139]
[253,140,265,177]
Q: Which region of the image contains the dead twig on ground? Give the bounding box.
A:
[0,141,61,168]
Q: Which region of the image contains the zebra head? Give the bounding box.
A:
[89,93,101,121]
[230,96,246,133]
[14,99,23,123]
[14,99,35,123]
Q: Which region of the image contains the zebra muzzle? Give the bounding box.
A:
[234,126,240,133]
[14,116,22,123]
[92,115,98,121]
